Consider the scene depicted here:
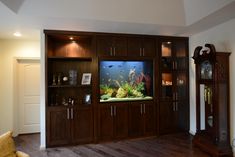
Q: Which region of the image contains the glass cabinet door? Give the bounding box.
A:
[161,42,173,70]
[175,72,187,101]
[161,73,173,99]
[175,41,187,70]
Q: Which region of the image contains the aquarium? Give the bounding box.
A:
[100,60,154,102]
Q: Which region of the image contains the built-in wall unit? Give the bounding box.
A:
[44,30,189,147]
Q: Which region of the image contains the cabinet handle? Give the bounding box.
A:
[142,48,145,56]
[67,108,70,120]
[176,102,178,111]
[71,108,74,119]
[110,47,113,56]
[113,47,116,56]
[111,106,113,116]
[140,104,143,115]
[140,48,142,56]
[143,104,146,114]
[114,106,116,116]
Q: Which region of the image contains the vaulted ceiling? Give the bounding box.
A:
[0,0,235,39]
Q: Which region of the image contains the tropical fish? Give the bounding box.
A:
[108,65,113,68]
[108,78,112,82]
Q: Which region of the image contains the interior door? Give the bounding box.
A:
[17,59,40,134]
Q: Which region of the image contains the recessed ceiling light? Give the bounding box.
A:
[69,37,74,40]
[14,32,22,37]
[167,42,171,44]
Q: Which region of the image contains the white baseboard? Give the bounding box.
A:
[40,145,46,150]
[189,130,196,135]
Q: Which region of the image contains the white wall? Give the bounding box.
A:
[189,18,235,153]
[0,39,40,136]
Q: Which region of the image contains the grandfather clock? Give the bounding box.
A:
[192,44,232,157]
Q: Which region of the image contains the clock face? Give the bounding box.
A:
[200,60,212,79]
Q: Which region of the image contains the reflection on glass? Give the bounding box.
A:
[200,84,213,130]
[162,73,173,98]
[99,61,153,102]
[200,61,212,79]
[161,42,172,57]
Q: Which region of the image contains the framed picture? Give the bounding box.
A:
[84,94,91,104]
[81,73,92,85]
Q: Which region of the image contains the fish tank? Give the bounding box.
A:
[99,60,154,102]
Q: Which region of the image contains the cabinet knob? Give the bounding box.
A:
[110,47,113,56]
[111,106,113,116]
[67,108,70,120]
[143,104,146,114]
[114,106,116,116]
[113,47,116,56]
[71,108,74,119]
[140,104,143,115]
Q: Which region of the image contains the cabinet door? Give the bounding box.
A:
[99,105,114,141]
[161,41,173,71]
[96,35,112,56]
[143,102,155,136]
[127,37,142,56]
[174,40,188,70]
[159,101,176,134]
[176,101,189,131]
[175,72,188,101]
[142,37,156,57]
[113,104,128,139]
[72,107,93,144]
[113,36,127,56]
[129,102,143,137]
[161,73,173,101]
[47,107,70,146]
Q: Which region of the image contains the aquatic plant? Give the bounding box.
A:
[136,82,145,92]
[116,87,127,98]
[101,94,111,100]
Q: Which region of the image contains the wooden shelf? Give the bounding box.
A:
[48,85,92,88]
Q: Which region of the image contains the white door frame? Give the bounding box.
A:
[13,57,40,136]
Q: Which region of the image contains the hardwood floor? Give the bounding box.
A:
[14,133,210,157]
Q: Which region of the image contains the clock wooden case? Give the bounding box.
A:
[192,44,232,157]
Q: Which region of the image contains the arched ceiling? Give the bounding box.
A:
[0,0,235,39]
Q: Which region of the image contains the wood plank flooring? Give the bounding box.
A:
[14,133,210,157]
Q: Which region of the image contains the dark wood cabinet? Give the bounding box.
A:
[45,30,189,147]
[96,35,127,56]
[45,30,95,147]
[129,101,155,137]
[192,44,232,157]
[158,38,189,134]
[99,103,128,141]
[72,106,93,144]
[46,107,70,146]
[127,36,156,57]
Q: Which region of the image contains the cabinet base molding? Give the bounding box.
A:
[193,133,233,157]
